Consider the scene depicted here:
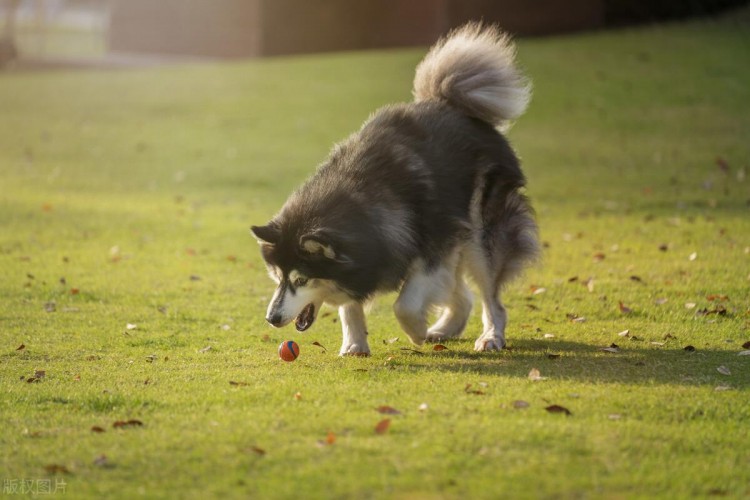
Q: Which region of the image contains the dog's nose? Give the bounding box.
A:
[266,313,282,327]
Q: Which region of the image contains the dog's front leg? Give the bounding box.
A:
[338,302,370,356]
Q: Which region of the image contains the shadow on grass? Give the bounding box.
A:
[382,338,749,388]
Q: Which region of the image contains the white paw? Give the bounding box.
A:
[339,343,371,357]
[474,336,505,352]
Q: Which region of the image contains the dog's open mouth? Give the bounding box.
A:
[295,303,315,332]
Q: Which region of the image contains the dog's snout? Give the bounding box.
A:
[266,313,283,327]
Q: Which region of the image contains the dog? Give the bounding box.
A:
[251,23,539,356]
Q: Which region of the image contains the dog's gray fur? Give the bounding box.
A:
[252,23,539,355]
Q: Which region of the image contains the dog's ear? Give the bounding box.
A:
[251,223,280,245]
[300,231,351,264]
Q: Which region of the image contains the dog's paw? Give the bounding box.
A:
[339,344,371,357]
[426,328,463,343]
[474,336,505,352]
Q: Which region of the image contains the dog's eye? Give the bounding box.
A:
[293,277,308,288]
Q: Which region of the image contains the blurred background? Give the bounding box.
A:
[1,0,747,68]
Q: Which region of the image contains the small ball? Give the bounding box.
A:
[278,340,300,362]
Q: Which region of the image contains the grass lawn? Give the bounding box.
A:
[1,10,749,500]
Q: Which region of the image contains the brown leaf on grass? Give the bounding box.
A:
[706,294,729,302]
[91,426,105,433]
[229,380,250,386]
[567,313,586,323]
[618,301,632,314]
[716,156,730,174]
[742,341,750,349]
[311,341,327,352]
[512,400,530,409]
[593,252,606,263]
[658,243,669,252]
[44,302,56,313]
[567,276,579,283]
[248,445,266,456]
[464,383,485,395]
[374,419,391,435]
[16,344,25,351]
[433,344,449,351]
[547,354,561,360]
[70,288,80,295]
[376,405,401,415]
[528,368,546,381]
[601,344,620,353]
[93,454,109,467]
[326,431,336,445]
[545,404,572,416]
[44,464,70,474]
[113,419,143,429]
[294,392,302,400]
[683,345,696,352]
[629,275,643,283]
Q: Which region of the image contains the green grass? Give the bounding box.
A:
[2,10,750,499]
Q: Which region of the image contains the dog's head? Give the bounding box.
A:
[251,222,356,332]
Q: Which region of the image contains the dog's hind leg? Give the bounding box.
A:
[426,260,473,342]
[339,302,370,356]
[465,242,508,351]
[394,256,457,346]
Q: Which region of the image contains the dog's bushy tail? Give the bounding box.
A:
[413,23,530,126]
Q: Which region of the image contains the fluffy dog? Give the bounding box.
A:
[251,23,538,356]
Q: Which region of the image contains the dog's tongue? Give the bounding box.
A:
[295,304,315,332]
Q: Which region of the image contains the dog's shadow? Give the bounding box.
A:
[378,337,749,389]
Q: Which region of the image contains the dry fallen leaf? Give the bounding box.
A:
[91,426,106,433]
[326,431,336,445]
[742,341,750,349]
[374,419,391,435]
[44,464,70,474]
[618,301,632,314]
[113,419,143,429]
[383,337,399,345]
[683,345,696,352]
[311,341,327,352]
[294,392,302,400]
[528,368,546,381]
[737,351,750,356]
[717,366,731,376]
[126,323,137,330]
[16,344,25,351]
[376,406,402,415]
[593,252,606,263]
[93,454,109,467]
[545,404,572,416]
[688,252,698,261]
[543,333,555,339]
[229,381,250,386]
[512,400,530,409]
[418,403,429,412]
[464,384,485,395]
[547,353,561,360]
[433,344,449,351]
[617,330,630,337]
